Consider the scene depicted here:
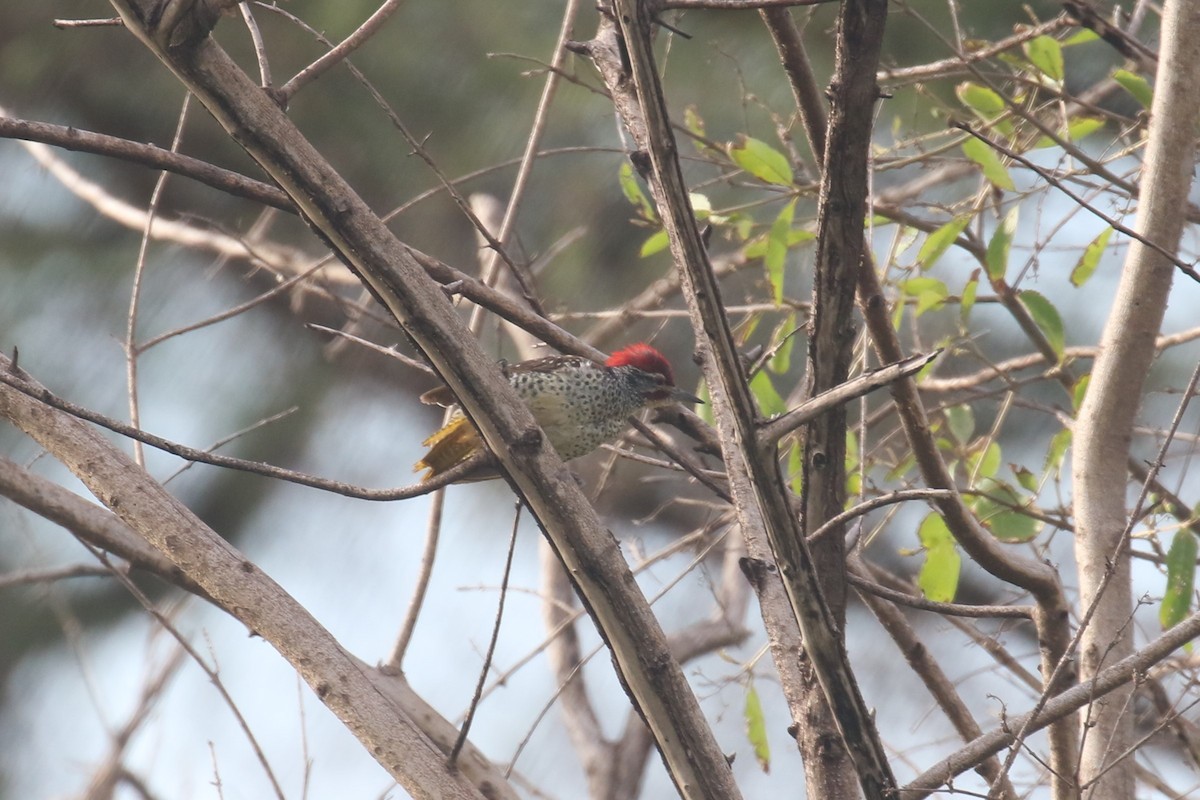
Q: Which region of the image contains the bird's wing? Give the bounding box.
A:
[419,385,458,407]
[418,355,594,407]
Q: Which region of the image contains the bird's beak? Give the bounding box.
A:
[668,386,704,405]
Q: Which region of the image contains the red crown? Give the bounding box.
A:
[605,343,675,385]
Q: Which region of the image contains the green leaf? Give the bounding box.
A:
[901,277,949,316]
[891,290,905,330]
[1113,69,1153,108]
[844,428,861,499]
[956,82,1006,118]
[1063,29,1100,46]
[697,381,714,426]
[969,441,1003,482]
[1066,116,1105,141]
[1160,531,1197,632]
[972,479,1040,542]
[1013,464,1039,493]
[738,314,761,344]
[918,215,972,270]
[690,192,712,220]
[744,682,771,773]
[1071,227,1113,287]
[731,213,755,241]
[1045,429,1071,474]
[946,405,975,445]
[887,452,916,482]
[1019,290,1065,361]
[750,370,787,417]
[640,229,669,257]
[1024,36,1064,81]
[845,428,862,498]
[619,162,654,219]
[1034,117,1106,148]
[743,220,813,260]
[787,439,804,494]
[986,207,1019,281]
[729,135,794,186]
[962,138,1015,191]
[787,228,817,245]
[684,105,707,141]
[960,272,979,320]
[1072,374,1090,413]
[845,428,860,474]
[769,313,797,374]
[765,200,796,305]
[918,513,961,602]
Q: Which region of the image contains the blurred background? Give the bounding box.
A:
[2,1,1199,798]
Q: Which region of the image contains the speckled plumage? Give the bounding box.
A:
[414,345,697,481]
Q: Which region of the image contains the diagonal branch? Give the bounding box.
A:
[100,4,741,798]
[599,1,896,796]
[758,350,938,446]
[0,353,490,800]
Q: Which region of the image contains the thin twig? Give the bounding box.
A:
[126,93,191,466]
[0,113,293,208]
[239,3,272,88]
[450,502,522,767]
[277,0,409,100]
[955,123,1200,283]
[847,572,1034,620]
[387,491,444,669]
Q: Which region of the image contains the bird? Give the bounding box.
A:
[414,343,701,483]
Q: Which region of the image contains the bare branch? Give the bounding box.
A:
[104,3,741,796]
[0,113,293,210]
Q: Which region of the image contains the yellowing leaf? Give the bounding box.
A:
[1063,29,1099,46]
[1071,227,1112,287]
[766,200,796,305]
[697,381,714,426]
[918,215,972,270]
[1113,69,1152,108]
[1034,117,1105,149]
[918,513,960,602]
[902,276,949,316]
[618,162,654,220]
[1024,36,1064,82]
[750,370,787,417]
[1072,374,1090,413]
[769,313,797,374]
[744,682,771,773]
[960,272,979,320]
[968,441,1002,482]
[787,439,803,494]
[963,137,1015,191]
[684,105,707,141]
[956,82,1006,118]
[1045,429,1071,475]
[729,136,793,186]
[640,229,669,257]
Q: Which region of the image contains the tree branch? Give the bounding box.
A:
[100,4,741,798]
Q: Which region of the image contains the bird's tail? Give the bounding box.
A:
[413,415,484,481]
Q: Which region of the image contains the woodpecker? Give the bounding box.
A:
[414,343,701,482]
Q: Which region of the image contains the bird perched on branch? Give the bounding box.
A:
[414,343,701,483]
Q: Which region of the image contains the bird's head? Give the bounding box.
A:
[605,343,704,406]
